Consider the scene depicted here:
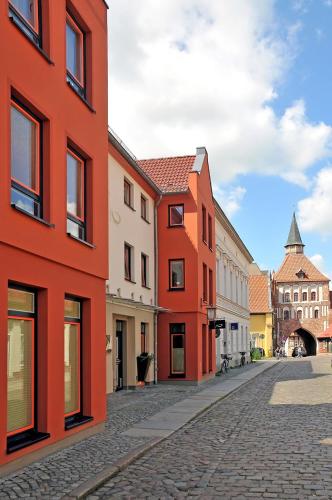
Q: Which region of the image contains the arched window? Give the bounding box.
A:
[297,309,302,320]
[293,292,298,302]
[284,292,290,303]
[283,310,290,320]
[302,292,307,301]
[311,291,316,301]
[314,309,319,319]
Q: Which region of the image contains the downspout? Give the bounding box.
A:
[153,194,163,384]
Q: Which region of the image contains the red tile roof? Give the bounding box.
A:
[274,254,329,283]
[138,155,196,193]
[249,275,272,313]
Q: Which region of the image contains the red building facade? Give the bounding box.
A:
[0,0,108,469]
[139,147,216,383]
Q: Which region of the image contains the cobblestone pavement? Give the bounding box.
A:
[88,356,332,499]
[0,361,260,499]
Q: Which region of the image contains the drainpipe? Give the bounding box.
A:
[153,194,163,384]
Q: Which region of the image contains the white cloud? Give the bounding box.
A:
[108,1,332,189]
[309,254,332,287]
[297,168,332,236]
[213,185,246,218]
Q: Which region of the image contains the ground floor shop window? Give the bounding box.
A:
[170,324,185,376]
[64,297,92,429]
[7,286,49,453]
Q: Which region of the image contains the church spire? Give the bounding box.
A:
[285,212,305,254]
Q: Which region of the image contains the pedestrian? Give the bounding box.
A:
[275,346,280,359]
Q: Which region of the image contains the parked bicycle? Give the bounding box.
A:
[220,353,232,374]
[239,351,246,367]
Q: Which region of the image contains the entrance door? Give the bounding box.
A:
[115,320,124,391]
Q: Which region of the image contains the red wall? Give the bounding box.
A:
[0,0,108,465]
[157,153,216,382]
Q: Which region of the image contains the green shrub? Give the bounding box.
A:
[250,348,262,361]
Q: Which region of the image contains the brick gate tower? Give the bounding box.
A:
[272,213,330,355]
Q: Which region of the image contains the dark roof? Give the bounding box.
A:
[285,213,304,248]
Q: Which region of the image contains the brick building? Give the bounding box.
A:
[272,213,330,355]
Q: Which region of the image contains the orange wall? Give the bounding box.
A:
[0,0,108,465]
[157,154,216,381]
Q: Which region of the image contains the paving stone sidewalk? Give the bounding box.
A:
[0,361,274,499]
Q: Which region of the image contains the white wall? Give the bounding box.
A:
[107,154,155,306]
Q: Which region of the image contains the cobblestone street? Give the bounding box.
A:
[88,356,332,499]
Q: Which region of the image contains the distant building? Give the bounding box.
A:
[249,264,274,357]
[215,202,253,369]
[272,213,330,355]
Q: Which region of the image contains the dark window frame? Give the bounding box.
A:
[9,0,42,47]
[311,291,316,301]
[66,146,87,241]
[293,292,299,302]
[169,323,186,377]
[203,263,208,302]
[124,178,133,208]
[141,322,147,353]
[169,259,185,291]
[141,253,148,288]
[66,11,86,99]
[208,268,213,306]
[141,194,148,222]
[11,97,43,218]
[124,243,133,281]
[208,214,213,249]
[202,205,207,243]
[168,204,184,227]
[302,292,308,301]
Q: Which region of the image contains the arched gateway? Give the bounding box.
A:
[285,328,317,356]
[272,213,330,353]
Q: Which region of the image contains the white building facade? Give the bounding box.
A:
[106,131,160,392]
[215,201,253,369]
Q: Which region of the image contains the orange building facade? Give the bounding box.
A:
[139,147,216,383]
[0,0,108,469]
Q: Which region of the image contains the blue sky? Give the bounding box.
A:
[108,0,332,281]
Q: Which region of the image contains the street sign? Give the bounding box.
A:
[209,319,226,330]
[230,322,238,330]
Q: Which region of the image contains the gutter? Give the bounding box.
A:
[153,194,163,384]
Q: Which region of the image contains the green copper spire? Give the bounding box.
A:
[285,213,304,254]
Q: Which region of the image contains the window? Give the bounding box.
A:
[141,195,148,221]
[141,323,147,353]
[7,287,35,437]
[311,291,316,301]
[124,243,133,281]
[283,309,290,320]
[203,263,208,302]
[202,205,207,242]
[293,292,298,302]
[208,214,213,249]
[9,0,40,45]
[169,259,184,290]
[284,292,290,303]
[302,292,308,301]
[170,324,185,375]
[209,268,213,306]
[141,253,149,287]
[169,204,184,227]
[297,309,302,320]
[11,99,41,217]
[314,308,319,319]
[67,148,86,240]
[66,12,85,97]
[124,179,132,208]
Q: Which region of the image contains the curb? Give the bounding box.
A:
[64,361,279,499]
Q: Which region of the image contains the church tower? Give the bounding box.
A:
[272,213,330,355]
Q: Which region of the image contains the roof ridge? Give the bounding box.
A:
[138,155,196,162]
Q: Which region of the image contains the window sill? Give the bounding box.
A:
[125,278,136,284]
[7,430,50,454]
[142,284,151,290]
[167,225,185,229]
[67,233,95,248]
[11,204,55,228]
[66,81,96,113]
[124,202,136,212]
[168,288,185,292]
[9,16,54,65]
[141,217,150,224]
[65,414,93,431]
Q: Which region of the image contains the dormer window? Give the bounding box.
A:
[296,268,306,279]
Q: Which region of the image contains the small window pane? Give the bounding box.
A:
[66,18,82,83]
[11,0,36,28]
[8,288,34,313]
[124,180,131,206]
[11,104,38,192]
[170,323,185,334]
[125,244,131,280]
[7,318,33,433]
[65,299,80,319]
[170,205,184,226]
[67,218,85,240]
[11,188,40,216]
[141,196,147,219]
[64,323,80,415]
[170,261,184,288]
[171,334,185,373]
[67,151,84,220]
